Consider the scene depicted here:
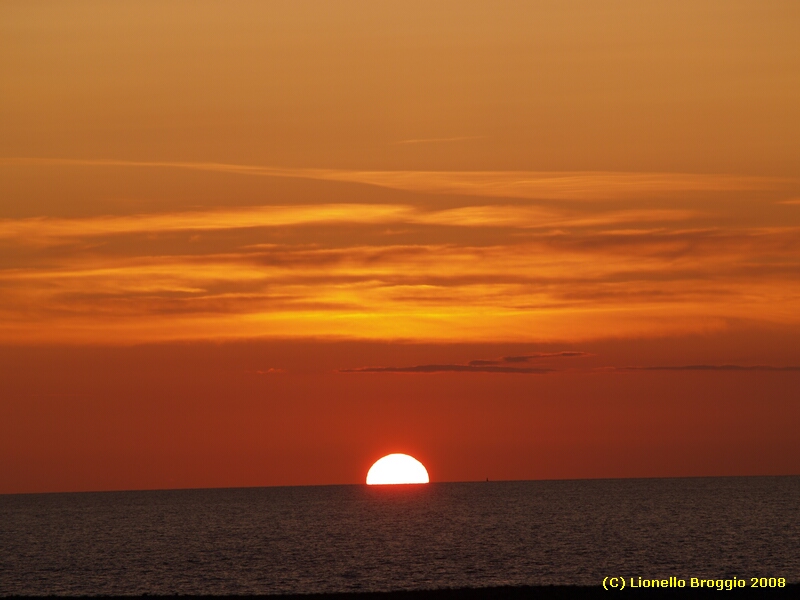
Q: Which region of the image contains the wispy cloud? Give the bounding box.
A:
[0,205,414,243]
[3,158,791,201]
[245,368,287,375]
[0,204,701,247]
[393,136,486,145]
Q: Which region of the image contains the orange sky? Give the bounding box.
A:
[1,1,799,493]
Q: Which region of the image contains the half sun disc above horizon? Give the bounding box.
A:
[366,454,430,485]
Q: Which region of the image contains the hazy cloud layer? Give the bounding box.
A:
[1,161,800,343]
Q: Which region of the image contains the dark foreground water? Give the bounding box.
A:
[1,477,798,596]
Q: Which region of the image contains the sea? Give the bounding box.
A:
[1,476,798,596]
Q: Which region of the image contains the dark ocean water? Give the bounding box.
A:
[1,477,798,596]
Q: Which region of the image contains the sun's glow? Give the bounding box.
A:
[366,454,430,485]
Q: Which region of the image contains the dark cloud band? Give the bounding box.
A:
[340,364,554,374]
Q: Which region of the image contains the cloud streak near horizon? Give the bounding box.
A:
[619,365,800,372]
[1,160,800,344]
[341,364,556,374]
[340,350,592,374]
[340,360,800,375]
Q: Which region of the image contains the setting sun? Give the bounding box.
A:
[366,454,430,485]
